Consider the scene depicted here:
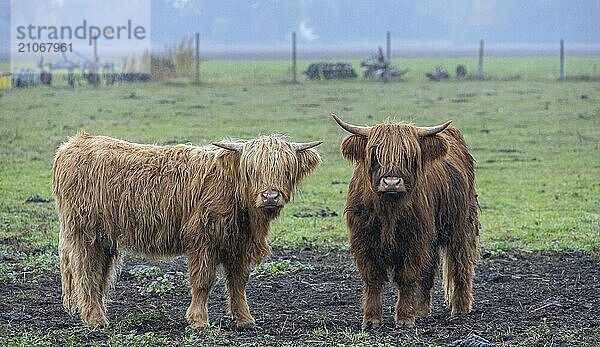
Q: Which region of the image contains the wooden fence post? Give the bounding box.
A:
[292,32,297,83]
[92,36,99,86]
[195,32,200,85]
[560,39,565,81]
[477,39,484,79]
[386,31,391,63]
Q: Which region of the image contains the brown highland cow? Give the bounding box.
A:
[332,113,480,328]
[52,133,322,328]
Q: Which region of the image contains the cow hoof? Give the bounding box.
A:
[82,307,109,328]
[83,315,109,328]
[186,307,209,328]
[450,296,473,315]
[188,320,209,328]
[450,301,472,316]
[415,306,431,318]
[236,319,256,330]
[187,313,209,328]
[361,318,382,330]
[186,314,209,328]
[451,308,471,316]
[395,317,415,328]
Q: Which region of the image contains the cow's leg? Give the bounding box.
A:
[361,282,385,329]
[393,271,417,327]
[356,257,387,329]
[70,233,111,327]
[415,249,440,317]
[99,237,119,307]
[443,230,479,315]
[223,258,255,329]
[186,250,217,328]
[58,226,77,315]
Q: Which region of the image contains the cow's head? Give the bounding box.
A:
[213,136,321,217]
[333,113,451,200]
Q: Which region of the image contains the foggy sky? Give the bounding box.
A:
[2,0,600,60]
[150,0,600,46]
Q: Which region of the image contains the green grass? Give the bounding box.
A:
[0,63,598,341]
[0,325,240,347]
[2,57,599,255]
[127,265,188,296]
[1,56,599,346]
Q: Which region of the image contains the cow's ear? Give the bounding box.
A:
[341,135,367,162]
[296,148,321,181]
[419,134,448,163]
[215,148,241,175]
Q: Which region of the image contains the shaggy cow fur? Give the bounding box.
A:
[333,114,480,328]
[53,133,321,328]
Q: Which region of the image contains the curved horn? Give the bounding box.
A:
[331,113,371,137]
[417,120,452,137]
[212,142,244,152]
[291,141,323,151]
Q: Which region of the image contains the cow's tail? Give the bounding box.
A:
[59,226,77,315]
[442,251,455,306]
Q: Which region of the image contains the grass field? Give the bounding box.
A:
[0,56,599,345]
[1,57,598,252]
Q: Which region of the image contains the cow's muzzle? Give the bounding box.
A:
[377,176,407,194]
[256,190,284,210]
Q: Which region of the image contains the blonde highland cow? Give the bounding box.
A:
[52,133,322,328]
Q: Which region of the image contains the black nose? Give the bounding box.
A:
[262,191,280,204]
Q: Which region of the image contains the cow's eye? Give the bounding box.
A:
[370,150,379,168]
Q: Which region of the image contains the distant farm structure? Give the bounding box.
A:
[8,36,157,88]
[303,62,357,80]
[2,33,590,88]
[360,47,409,81]
[44,49,117,87]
